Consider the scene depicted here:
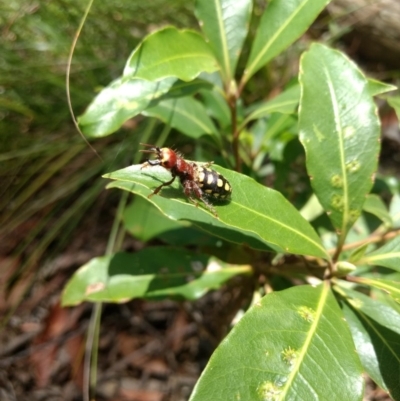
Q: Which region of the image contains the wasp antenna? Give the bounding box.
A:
[140,143,156,148]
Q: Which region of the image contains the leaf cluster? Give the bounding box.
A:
[63,0,400,400]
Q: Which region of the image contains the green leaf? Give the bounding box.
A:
[348,243,369,264]
[299,44,380,240]
[199,88,231,129]
[123,27,219,81]
[367,78,397,97]
[336,285,400,335]
[62,248,251,306]
[387,96,400,127]
[142,96,218,138]
[123,196,187,242]
[363,194,393,227]
[78,77,176,137]
[243,0,330,83]
[340,300,400,400]
[124,196,221,246]
[195,0,252,82]
[362,236,400,271]
[352,276,400,303]
[242,84,300,128]
[104,164,328,259]
[189,283,363,401]
[390,194,400,228]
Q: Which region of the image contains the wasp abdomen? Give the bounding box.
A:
[197,166,232,200]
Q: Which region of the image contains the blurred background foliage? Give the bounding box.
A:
[0,0,198,317]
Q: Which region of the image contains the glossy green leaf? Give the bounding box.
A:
[104,164,328,259]
[142,96,218,138]
[78,77,176,137]
[352,276,400,302]
[341,300,400,400]
[195,0,252,82]
[62,248,251,306]
[243,0,330,83]
[123,27,219,81]
[299,44,380,240]
[361,236,400,271]
[242,84,300,128]
[367,78,397,97]
[363,194,392,227]
[189,283,363,401]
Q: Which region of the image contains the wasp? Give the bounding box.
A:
[140,143,232,217]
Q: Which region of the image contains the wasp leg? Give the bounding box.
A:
[183,180,218,217]
[149,176,176,198]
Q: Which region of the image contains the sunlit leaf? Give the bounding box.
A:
[189,283,363,401]
[78,77,176,137]
[299,44,380,241]
[195,0,252,82]
[367,78,397,97]
[62,248,251,306]
[243,0,330,83]
[104,164,328,259]
[124,27,219,81]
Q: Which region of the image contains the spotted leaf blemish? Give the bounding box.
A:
[349,209,361,222]
[346,160,361,173]
[85,282,106,295]
[257,381,282,401]
[331,194,344,211]
[298,306,316,322]
[281,346,298,368]
[330,174,343,188]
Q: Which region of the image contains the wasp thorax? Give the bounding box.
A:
[159,148,177,169]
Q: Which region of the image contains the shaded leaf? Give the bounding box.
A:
[340,300,400,400]
[78,77,176,137]
[363,194,392,227]
[195,0,252,82]
[123,27,219,81]
[62,248,251,306]
[124,196,221,246]
[189,283,363,401]
[104,164,328,259]
[351,276,400,303]
[199,88,231,128]
[336,285,400,335]
[143,96,218,138]
[243,84,300,128]
[387,96,400,127]
[361,236,400,271]
[244,0,330,82]
[299,44,380,240]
